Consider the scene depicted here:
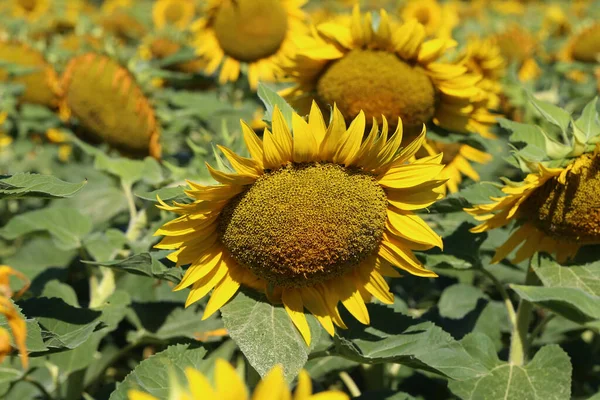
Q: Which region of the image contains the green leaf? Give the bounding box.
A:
[499,118,546,149]
[574,97,600,140]
[533,254,600,296]
[0,207,93,250]
[333,305,488,381]
[449,334,572,400]
[0,301,47,352]
[257,83,295,127]
[134,186,187,202]
[94,154,163,186]
[109,344,207,400]
[83,229,128,261]
[84,253,183,284]
[18,297,103,350]
[220,289,319,383]
[0,173,87,199]
[3,236,76,280]
[529,95,571,134]
[438,284,487,319]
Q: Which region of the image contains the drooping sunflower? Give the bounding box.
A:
[461,37,506,110]
[60,53,161,159]
[128,359,349,400]
[466,100,600,264]
[152,0,196,30]
[0,266,29,368]
[191,0,308,90]
[560,23,600,64]
[155,103,444,344]
[11,0,50,21]
[282,7,496,139]
[0,41,61,108]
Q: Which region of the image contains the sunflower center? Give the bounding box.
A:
[316,49,437,128]
[212,0,288,62]
[218,162,388,287]
[570,25,600,63]
[520,153,600,244]
[164,2,185,24]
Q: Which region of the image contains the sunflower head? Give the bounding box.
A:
[155,99,444,343]
[0,40,61,108]
[153,0,196,30]
[128,359,349,400]
[193,0,307,89]
[493,25,538,65]
[59,53,161,159]
[561,23,600,63]
[11,0,49,21]
[100,10,147,42]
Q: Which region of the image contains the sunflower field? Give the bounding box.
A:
[1,0,600,399]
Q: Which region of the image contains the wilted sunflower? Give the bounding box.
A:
[560,23,600,64]
[11,0,49,21]
[152,0,196,30]
[191,0,308,90]
[399,0,458,38]
[60,53,161,159]
[155,103,444,343]
[0,41,61,108]
[128,359,349,400]
[466,149,600,263]
[493,25,540,82]
[282,7,496,138]
[0,265,29,368]
[461,37,505,110]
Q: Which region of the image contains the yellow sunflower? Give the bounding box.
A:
[60,53,161,159]
[399,0,458,38]
[0,41,61,108]
[128,359,348,400]
[153,0,196,30]
[461,37,506,110]
[0,266,29,369]
[155,103,444,344]
[493,25,541,82]
[11,0,50,21]
[422,141,492,194]
[466,149,600,264]
[560,23,600,64]
[0,112,12,149]
[191,0,308,90]
[282,7,497,139]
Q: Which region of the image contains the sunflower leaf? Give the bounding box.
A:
[574,97,600,141]
[83,253,183,284]
[257,83,295,128]
[449,334,572,400]
[529,95,571,135]
[0,173,87,200]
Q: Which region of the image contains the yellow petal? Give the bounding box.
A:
[202,268,242,320]
[252,365,289,400]
[174,250,223,291]
[184,261,229,307]
[319,104,346,161]
[241,121,264,169]
[386,209,443,249]
[282,289,311,345]
[379,234,438,278]
[218,145,261,177]
[300,286,335,336]
[379,164,445,189]
[215,359,248,400]
[271,106,293,162]
[334,111,365,166]
[185,367,216,400]
[332,277,370,325]
[308,101,327,147]
[294,370,312,400]
[206,163,256,186]
[127,390,159,400]
[292,113,318,163]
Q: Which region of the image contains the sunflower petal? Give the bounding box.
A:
[282,290,311,345]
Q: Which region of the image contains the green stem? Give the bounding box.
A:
[121,181,137,236]
[508,264,537,366]
[339,371,361,397]
[479,268,517,328]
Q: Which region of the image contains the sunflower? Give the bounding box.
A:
[11,0,50,21]
[155,103,444,344]
[0,266,29,369]
[461,37,506,110]
[466,149,600,264]
[399,0,458,38]
[138,36,205,74]
[282,7,497,139]
[0,112,12,149]
[422,140,492,194]
[60,53,161,159]
[153,0,196,30]
[191,0,308,90]
[493,25,540,82]
[540,4,571,39]
[560,23,600,64]
[128,359,348,400]
[0,41,61,108]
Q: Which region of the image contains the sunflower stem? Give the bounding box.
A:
[479,267,517,328]
[508,263,537,366]
[339,371,361,397]
[121,181,137,234]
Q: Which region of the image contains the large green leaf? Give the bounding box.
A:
[94,154,163,186]
[257,83,295,127]
[84,253,183,284]
[529,95,571,134]
[438,284,487,319]
[109,344,207,400]
[220,289,321,383]
[333,305,489,381]
[0,207,93,250]
[449,333,572,400]
[0,173,86,199]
